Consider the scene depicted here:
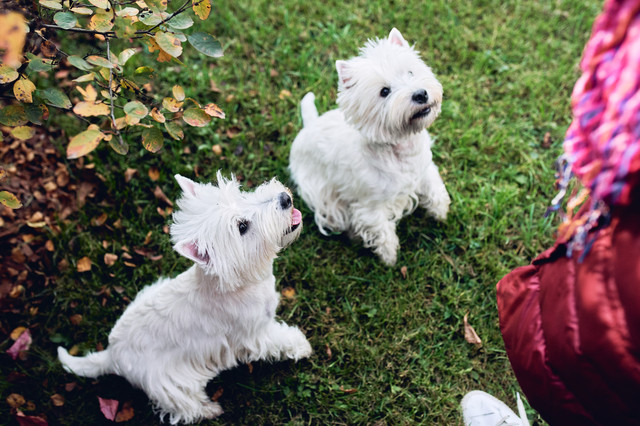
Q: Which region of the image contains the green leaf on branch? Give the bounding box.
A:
[146,0,168,12]
[141,127,164,153]
[39,0,63,10]
[187,32,223,58]
[162,97,183,112]
[116,7,139,17]
[115,17,137,39]
[68,56,95,71]
[41,88,72,109]
[67,125,105,159]
[109,138,129,155]
[183,108,211,127]
[124,101,149,120]
[11,126,36,141]
[155,32,183,58]
[25,102,49,125]
[133,66,154,83]
[165,121,184,140]
[26,54,55,72]
[0,105,28,126]
[139,11,165,26]
[0,65,19,84]
[192,0,212,20]
[53,11,77,29]
[0,191,22,209]
[168,14,194,30]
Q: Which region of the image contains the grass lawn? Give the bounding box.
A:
[1,0,601,424]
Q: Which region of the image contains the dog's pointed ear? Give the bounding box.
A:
[388,28,408,47]
[336,60,353,87]
[175,174,197,197]
[174,240,210,265]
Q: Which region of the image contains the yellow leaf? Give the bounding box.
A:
[73,73,95,83]
[88,0,109,9]
[281,287,296,300]
[76,256,92,272]
[67,124,105,159]
[10,327,27,340]
[172,85,185,101]
[162,97,183,112]
[77,84,98,102]
[89,10,114,32]
[203,103,225,119]
[150,107,165,123]
[192,0,211,20]
[154,32,182,58]
[13,77,36,104]
[73,101,110,117]
[11,125,35,141]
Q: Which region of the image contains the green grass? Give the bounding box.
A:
[1,0,601,424]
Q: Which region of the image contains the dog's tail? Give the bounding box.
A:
[58,346,112,378]
[300,92,318,127]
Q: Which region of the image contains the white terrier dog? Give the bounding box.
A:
[57,172,312,424]
[289,28,450,266]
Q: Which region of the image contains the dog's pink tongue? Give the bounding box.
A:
[291,208,302,226]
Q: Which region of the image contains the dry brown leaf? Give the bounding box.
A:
[69,314,83,325]
[339,386,357,394]
[124,168,137,183]
[115,401,135,422]
[212,144,222,156]
[45,240,55,251]
[148,167,160,181]
[143,231,152,245]
[281,287,295,300]
[279,89,292,99]
[50,393,65,407]
[6,393,25,408]
[463,313,482,346]
[77,256,92,272]
[325,344,332,359]
[400,265,407,279]
[91,212,108,226]
[153,186,173,206]
[211,387,224,402]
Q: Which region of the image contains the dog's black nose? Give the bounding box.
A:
[412,89,428,105]
[278,192,292,209]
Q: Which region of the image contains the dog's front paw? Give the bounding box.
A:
[373,238,399,266]
[423,190,450,222]
[286,329,313,361]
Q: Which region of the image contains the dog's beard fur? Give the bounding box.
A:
[289,28,451,266]
[58,172,310,424]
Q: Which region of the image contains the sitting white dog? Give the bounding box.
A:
[289,28,450,266]
[58,172,312,424]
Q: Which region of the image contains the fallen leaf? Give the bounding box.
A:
[153,186,173,206]
[211,387,223,402]
[10,326,27,340]
[64,382,77,392]
[69,314,83,325]
[15,411,48,426]
[76,256,92,272]
[91,212,108,226]
[143,231,153,245]
[148,167,160,181]
[400,266,407,279]
[212,144,222,156]
[281,287,295,300]
[6,329,32,360]
[279,89,291,99]
[6,393,25,408]
[115,400,134,422]
[50,394,65,407]
[325,344,332,359]
[463,313,482,346]
[98,397,118,421]
[104,253,118,266]
[124,168,137,182]
[339,386,357,394]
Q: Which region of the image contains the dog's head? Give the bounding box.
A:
[336,28,443,143]
[170,171,302,287]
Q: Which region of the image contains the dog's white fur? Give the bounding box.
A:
[289,28,450,266]
[57,172,311,424]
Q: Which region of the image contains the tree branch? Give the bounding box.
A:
[106,38,127,151]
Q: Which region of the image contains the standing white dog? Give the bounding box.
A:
[58,172,312,424]
[289,28,450,266]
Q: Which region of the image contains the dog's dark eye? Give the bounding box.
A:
[380,87,390,97]
[238,220,249,235]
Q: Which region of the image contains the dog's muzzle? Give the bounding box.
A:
[410,105,433,121]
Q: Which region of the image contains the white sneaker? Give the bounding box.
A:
[460,390,530,426]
